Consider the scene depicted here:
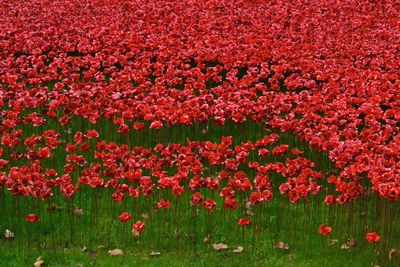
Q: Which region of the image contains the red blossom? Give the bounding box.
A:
[191,192,203,206]
[119,212,132,222]
[38,147,51,159]
[26,214,39,223]
[203,198,216,212]
[318,224,332,236]
[366,232,380,243]
[132,221,146,236]
[238,218,251,226]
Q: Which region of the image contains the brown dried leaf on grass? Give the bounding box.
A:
[33,256,44,267]
[341,238,357,250]
[4,229,14,239]
[245,201,255,216]
[233,246,244,253]
[174,228,180,238]
[73,208,83,217]
[213,243,229,251]
[389,249,398,260]
[108,249,123,256]
[328,239,338,246]
[149,251,161,257]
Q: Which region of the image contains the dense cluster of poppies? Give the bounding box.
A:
[2,132,324,209]
[0,0,399,261]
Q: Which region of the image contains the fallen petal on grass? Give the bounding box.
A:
[276,242,289,250]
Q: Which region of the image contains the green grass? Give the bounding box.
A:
[0,239,385,267]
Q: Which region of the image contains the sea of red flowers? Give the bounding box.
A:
[0,0,399,236]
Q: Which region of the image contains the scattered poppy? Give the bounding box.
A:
[119,212,132,222]
[366,232,380,243]
[132,221,146,236]
[318,224,332,236]
[238,218,251,226]
[26,214,39,223]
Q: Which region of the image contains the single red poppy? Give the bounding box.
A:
[26,214,39,223]
[318,224,332,236]
[119,212,132,222]
[238,218,251,226]
[202,198,216,212]
[156,199,171,209]
[132,221,146,236]
[149,121,163,129]
[38,147,51,159]
[366,232,380,243]
[191,192,203,206]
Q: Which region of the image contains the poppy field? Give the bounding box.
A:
[0,0,400,266]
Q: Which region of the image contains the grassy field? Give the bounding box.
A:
[0,243,380,267]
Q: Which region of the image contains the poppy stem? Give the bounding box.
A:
[252,205,257,251]
[67,197,74,244]
[242,226,245,249]
[49,208,56,251]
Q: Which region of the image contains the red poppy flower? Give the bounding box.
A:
[249,191,263,205]
[324,195,336,205]
[61,183,78,199]
[262,190,273,201]
[258,148,270,157]
[156,199,171,209]
[87,129,99,139]
[202,198,216,212]
[172,184,184,196]
[112,190,124,203]
[133,122,144,131]
[88,177,104,188]
[223,197,238,210]
[318,224,332,236]
[191,192,203,206]
[238,218,251,226]
[26,214,39,223]
[38,147,51,159]
[132,221,146,236]
[366,232,380,243]
[118,124,129,134]
[149,121,163,129]
[119,212,132,222]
